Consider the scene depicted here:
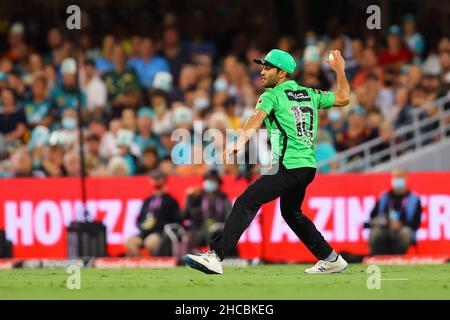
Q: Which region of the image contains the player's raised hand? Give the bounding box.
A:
[326,50,345,73]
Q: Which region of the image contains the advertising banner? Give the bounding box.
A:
[1,173,449,262]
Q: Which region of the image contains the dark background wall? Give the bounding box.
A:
[0,0,448,55]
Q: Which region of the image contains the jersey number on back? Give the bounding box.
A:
[291,106,314,138]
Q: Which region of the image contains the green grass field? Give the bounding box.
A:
[0,264,449,300]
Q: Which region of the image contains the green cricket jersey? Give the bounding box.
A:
[255,80,335,169]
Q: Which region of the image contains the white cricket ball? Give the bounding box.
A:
[328,52,334,61]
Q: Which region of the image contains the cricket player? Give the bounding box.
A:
[185,49,351,274]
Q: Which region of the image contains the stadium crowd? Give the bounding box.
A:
[0,14,450,178]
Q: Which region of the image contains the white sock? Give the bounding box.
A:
[325,250,338,262]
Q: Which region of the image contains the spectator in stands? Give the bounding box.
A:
[439,50,450,85]
[125,169,180,256]
[136,146,159,175]
[150,90,173,135]
[134,107,167,158]
[422,37,450,76]
[45,28,65,64]
[8,72,30,102]
[116,129,138,175]
[345,39,364,81]
[50,58,86,117]
[0,71,8,91]
[102,45,142,118]
[183,169,232,249]
[85,133,108,175]
[128,35,141,59]
[121,107,137,131]
[0,13,449,180]
[157,156,174,176]
[106,156,129,176]
[315,129,337,173]
[161,27,190,85]
[81,59,107,119]
[298,45,330,90]
[38,142,67,177]
[0,88,27,145]
[24,76,52,129]
[10,147,45,178]
[393,88,413,129]
[402,14,425,63]
[28,125,50,169]
[324,108,347,145]
[335,107,374,151]
[377,25,413,72]
[63,151,81,177]
[23,53,45,85]
[376,71,396,118]
[370,120,394,164]
[352,48,384,89]
[366,108,384,133]
[127,37,170,89]
[366,168,422,255]
[6,22,29,64]
[53,108,79,149]
[95,35,115,74]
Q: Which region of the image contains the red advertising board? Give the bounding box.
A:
[0,172,449,262]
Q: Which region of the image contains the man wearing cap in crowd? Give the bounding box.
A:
[124,169,181,257]
[185,48,352,274]
[50,58,86,118]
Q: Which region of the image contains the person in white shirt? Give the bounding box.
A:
[80,59,107,118]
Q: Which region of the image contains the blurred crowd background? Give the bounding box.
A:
[0,0,449,179]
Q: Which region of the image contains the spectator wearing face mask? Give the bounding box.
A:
[54,108,79,148]
[183,169,232,249]
[365,168,422,255]
[324,108,347,146]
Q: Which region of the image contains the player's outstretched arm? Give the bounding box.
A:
[222,109,267,162]
[327,50,351,107]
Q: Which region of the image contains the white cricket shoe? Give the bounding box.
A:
[304,255,348,274]
[184,251,223,275]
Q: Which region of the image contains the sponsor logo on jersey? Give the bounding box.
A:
[284,90,311,102]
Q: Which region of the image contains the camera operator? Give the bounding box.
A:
[365,168,422,255]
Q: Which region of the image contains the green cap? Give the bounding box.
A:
[254,49,297,74]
